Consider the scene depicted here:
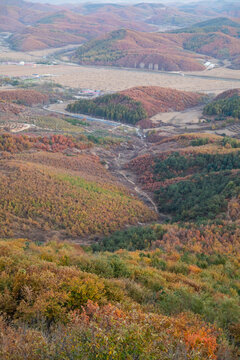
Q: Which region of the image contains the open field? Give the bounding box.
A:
[151,108,203,126]
[189,67,240,80]
[0,50,38,62]
[0,63,240,94]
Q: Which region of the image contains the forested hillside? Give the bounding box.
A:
[127,133,240,221]
[121,87,204,117]
[173,17,240,35]
[0,90,239,360]
[72,29,205,71]
[0,89,49,106]
[174,17,240,67]
[203,90,240,119]
[67,87,204,123]
[0,1,240,359]
[71,16,240,70]
[0,0,208,51]
[1,131,238,359]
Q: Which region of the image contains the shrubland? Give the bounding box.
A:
[0,236,238,359]
[0,125,239,358]
[0,133,93,153]
[0,151,155,239]
[0,89,49,106]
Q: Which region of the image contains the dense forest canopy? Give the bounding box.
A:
[67,93,147,124]
[153,151,240,181]
[203,94,240,118]
[153,151,240,221]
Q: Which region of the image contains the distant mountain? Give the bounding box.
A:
[173,17,240,34]
[0,0,210,51]
[178,0,240,18]
[4,1,155,51]
[1,0,240,63]
[173,17,240,69]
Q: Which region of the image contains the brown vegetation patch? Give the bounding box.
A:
[215,88,240,101]
[0,101,24,115]
[0,89,49,106]
[121,86,204,117]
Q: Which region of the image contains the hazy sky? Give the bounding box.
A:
[26,0,236,4]
[27,0,209,4]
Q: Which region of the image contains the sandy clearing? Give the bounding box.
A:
[204,129,237,137]
[0,64,239,94]
[151,108,203,126]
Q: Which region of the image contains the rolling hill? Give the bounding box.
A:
[67,86,204,125]
[173,17,240,35]
[0,134,156,240]
[0,2,240,358]
[215,88,240,100]
[174,17,240,67]
[70,16,240,71]
[71,29,205,72]
[121,86,204,117]
[178,0,240,19]
[2,0,239,61]
[203,88,240,119]
[0,1,156,51]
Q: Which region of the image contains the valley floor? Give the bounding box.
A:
[0,62,240,94]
